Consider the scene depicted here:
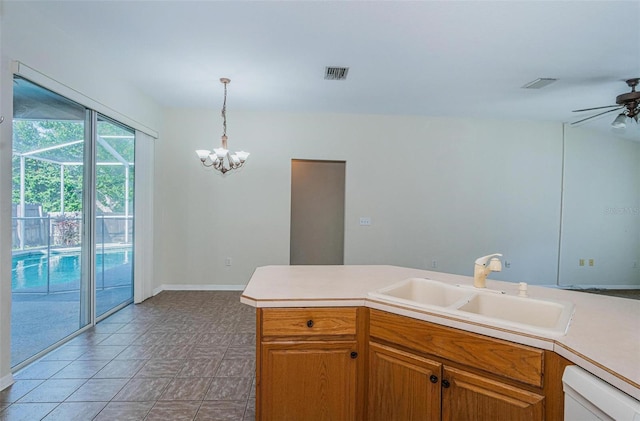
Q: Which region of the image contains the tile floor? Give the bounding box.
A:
[0,291,256,421]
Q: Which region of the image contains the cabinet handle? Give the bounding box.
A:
[429,375,438,383]
[350,351,358,359]
[441,379,451,388]
[306,320,314,328]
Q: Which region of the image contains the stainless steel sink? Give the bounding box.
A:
[368,278,574,336]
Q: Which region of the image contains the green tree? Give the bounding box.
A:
[12,119,134,214]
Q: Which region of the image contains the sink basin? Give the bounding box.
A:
[369,278,472,308]
[457,293,574,334]
[369,277,575,336]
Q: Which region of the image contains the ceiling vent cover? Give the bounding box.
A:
[325,67,349,80]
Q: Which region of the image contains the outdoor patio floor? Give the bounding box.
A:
[11,286,133,367]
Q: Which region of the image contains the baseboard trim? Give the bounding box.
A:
[152,284,246,296]
[0,373,14,392]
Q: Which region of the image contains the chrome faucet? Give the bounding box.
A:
[473,253,502,288]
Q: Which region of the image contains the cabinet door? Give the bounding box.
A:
[261,341,358,421]
[368,342,442,421]
[442,366,544,421]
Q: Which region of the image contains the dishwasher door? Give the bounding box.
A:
[563,366,640,421]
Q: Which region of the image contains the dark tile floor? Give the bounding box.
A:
[0,291,256,421]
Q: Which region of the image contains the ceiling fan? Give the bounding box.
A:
[571,78,640,128]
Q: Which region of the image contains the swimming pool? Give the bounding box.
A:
[12,249,133,292]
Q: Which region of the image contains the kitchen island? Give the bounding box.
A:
[241,265,640,419]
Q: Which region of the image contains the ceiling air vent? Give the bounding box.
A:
[325,67,349,80]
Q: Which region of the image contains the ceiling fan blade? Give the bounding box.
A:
[571,107,623,125]
[572,105,620,112]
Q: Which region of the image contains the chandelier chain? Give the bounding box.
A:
[221,81,228,137]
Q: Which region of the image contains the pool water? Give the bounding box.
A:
[12,249,133,292]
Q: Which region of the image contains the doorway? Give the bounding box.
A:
[290,159,345,265]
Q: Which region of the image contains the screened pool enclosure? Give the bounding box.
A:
[11,75,136,367]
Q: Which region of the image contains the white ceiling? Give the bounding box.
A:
[18,1,640,136]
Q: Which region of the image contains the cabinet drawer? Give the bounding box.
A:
[262,307,357,337]
[369,309,543,387]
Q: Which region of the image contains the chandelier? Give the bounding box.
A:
[196,78,249,174]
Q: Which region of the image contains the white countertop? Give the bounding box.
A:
[241,265,640,400]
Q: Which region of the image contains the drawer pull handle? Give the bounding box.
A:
[429,375,438,383]
[442,379,451,388]
[350,351,358,359]
[306,320,314,328]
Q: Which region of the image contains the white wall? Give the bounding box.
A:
[559,126,640,287]
[0,0,163,383]
[156,110,564,290]
[1,1,162,131]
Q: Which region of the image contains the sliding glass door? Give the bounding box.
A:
[95,116,135,317]
[11,76,135,367]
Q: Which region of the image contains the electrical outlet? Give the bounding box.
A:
[225,257,232,266]
[589,258,594,267]
[579,259,585,267]
[359,217,371,226]
[431,260,438,269]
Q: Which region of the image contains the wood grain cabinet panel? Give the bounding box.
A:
[369,309,543,387]
[366,308,569,420]
[261,341,358,421]
[368,342,441,421]
[262,307,357,337]
[256,307,568,421]
[256,307,364,421]
[442,366,544,421]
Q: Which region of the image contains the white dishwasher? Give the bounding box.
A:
[563,366,640,420]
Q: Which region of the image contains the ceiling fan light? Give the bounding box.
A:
[611,113,627,129]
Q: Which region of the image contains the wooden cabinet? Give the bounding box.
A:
[255,307,569,421]
[368,309,568,421]
[261,307,357,337]
[256,307,365,421]
[369,308,544,387]
[367,342,544,421]
[368,342,441,421]
[261,341,358,420]
[442,366,544,421]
